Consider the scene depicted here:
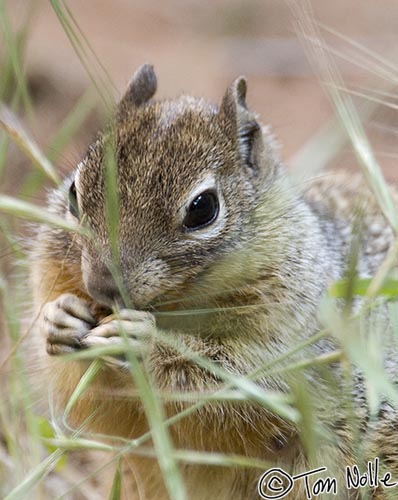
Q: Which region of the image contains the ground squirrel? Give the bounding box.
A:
[30,64,398,499]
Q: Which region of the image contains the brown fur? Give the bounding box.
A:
[30,65,398,499]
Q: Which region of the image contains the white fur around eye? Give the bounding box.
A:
[180,176,226,239]
[65,161,84,222]
[75,160,85,191]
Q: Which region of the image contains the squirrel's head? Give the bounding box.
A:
[67,64,281,310]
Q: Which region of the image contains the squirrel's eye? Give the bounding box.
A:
[68,181,79,218]
[183,190,219,230]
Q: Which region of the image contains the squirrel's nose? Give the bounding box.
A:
[85,268,125,308]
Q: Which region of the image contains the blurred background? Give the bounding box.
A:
[2,0,398,185]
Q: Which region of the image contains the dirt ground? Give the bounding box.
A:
[4,0,398,182]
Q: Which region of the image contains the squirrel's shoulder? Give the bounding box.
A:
[304,170,396,268]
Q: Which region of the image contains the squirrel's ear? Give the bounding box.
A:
[219,76,260,168]
[119,64,157,110]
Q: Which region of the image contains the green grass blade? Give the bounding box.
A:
[4,449,65,500]
[153,330,299,424]
[0,102,61,184]
[330,278,398,298]
[108,459,122,500]
[122,333,188,500]
[104,137,120,266]
[0,0,33,116]
[63,359,103,420]
[50,0,115,109]
[292,2,398,232]
[0,194,85,233]
[63,2,116,93]
[103,137,132,307]
[47,90,99,163]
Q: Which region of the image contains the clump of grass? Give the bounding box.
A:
[1,1,398,500]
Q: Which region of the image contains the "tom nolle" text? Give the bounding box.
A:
[258,458,397,499]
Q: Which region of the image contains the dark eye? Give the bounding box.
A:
[68,181,79,218]
[183,190,219,230]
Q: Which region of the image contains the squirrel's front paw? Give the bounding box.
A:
[43,294,155,366]
[82,309,156,365]
[43,293,96,355]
